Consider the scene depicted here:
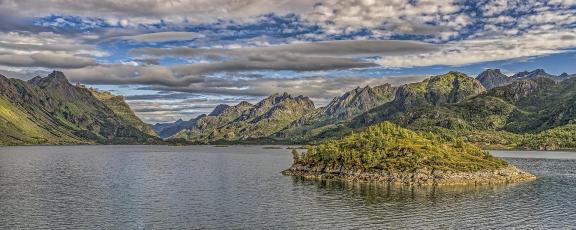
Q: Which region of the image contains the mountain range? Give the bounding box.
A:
[476,68,575,89]
[0,71,159,145]
[1,69,575,150]
[154,69,576,150]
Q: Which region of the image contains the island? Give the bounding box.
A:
[282,122,535,185]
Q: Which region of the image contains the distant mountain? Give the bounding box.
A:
[0,71,159,145]
[152,115,205,139]
[171,93,315,142]
[151,103,238,138]
[351,71,486,127]
[175,69,576,150]
[476,69,512,89]
[511,69,555,81]
[275,84,397,142]
[477,69,575,90]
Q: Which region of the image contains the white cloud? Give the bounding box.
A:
[308,0,464,36]
[0,32,103,68]
[377,29,576,68]
[130,40,437,74]
[110,31,204,42]
[0,0,315,25]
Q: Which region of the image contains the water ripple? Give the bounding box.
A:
[0,146,575,229]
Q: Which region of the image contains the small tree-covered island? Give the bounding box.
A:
[283,122,535,185]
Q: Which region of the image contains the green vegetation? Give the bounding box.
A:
[90,89,159,137]
[168,71,576,151]
[0,71,159,146]
[297,122,508,173]
[173,93,315,143]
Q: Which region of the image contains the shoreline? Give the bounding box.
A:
[282,164,536,186]
[1,143,575,152]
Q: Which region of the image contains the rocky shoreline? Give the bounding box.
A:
[282,163,536,186]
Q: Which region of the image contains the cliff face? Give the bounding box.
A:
[0,71,158,145]
[324,84,396,119]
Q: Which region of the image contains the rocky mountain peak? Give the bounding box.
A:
[323,83,395,118]
[487,77,556,104]
[29,71,72,89]
[209,104,231,116]
[512,69,553,80]
[237,101,253,107]
[477,69,511,89]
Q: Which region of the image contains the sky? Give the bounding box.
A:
[0,0,575,124]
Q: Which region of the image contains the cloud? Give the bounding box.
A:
[0,31,103,68]
[109,31,204,42]
[170,56,376,75]
[143,74,429,99]
[125,95,257,123]
[132,40,437,57]
[376,2,576,68]
[130,40,437,74]
[0,52,95,68]
[308,0,464,36]
[0,0,314,25]
[64,64,203,86]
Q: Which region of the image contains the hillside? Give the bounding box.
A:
[0,71,159,145]
[171,93,315,142]
[390,77,576,150]
[282,122,535,185]
[90,89,159,138]
[164,69,576,150]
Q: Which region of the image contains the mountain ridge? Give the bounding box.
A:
[0,71,159,145]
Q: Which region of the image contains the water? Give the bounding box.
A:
[0,146,575,229]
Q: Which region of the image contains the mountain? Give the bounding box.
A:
[158,69,576,150]
[274,84,397,142]
[388,76,576,150]
[208,104,230,116]
[151,103,240,138]
[152,115,205,138]
[351,71,486,127]
[282,121,535,185]
[511,69,555,80]
[511,69,576,82]
[477,69,576,90]
[90,89,159,137]
[0,71,159,145]
[323,84,396,119]
[171,93,315,142]
[476,69,512,89]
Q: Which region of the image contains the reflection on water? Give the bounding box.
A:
[290,176,519,203]
[0,146,575,229]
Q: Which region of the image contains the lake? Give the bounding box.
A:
[1,145,575,229]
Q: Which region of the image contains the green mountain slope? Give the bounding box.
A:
[172,93,315,142]
[275,84,397,143]
[0,71,159,145]
[90,89,159,137]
